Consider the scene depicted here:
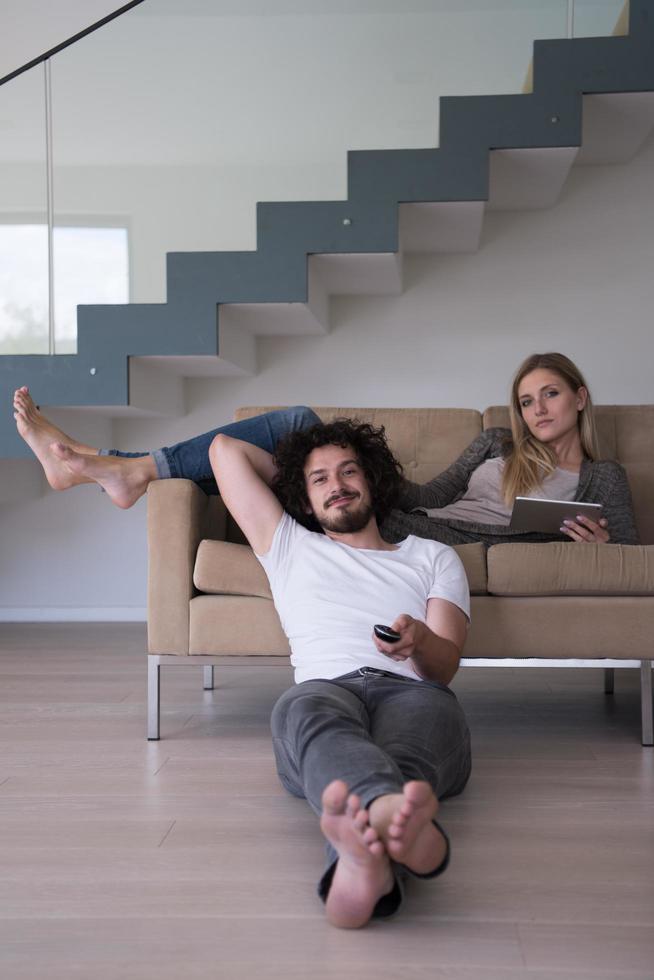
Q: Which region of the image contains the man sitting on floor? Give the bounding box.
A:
[209,418,472,929]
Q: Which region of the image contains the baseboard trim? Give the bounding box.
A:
[0,607,147,622]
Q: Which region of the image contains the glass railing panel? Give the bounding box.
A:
[52,224,129,354]
[49,0,569,317]
[0,67,49,355]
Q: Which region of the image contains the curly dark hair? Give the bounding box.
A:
[271,418,404,532]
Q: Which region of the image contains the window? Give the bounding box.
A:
[0,223,129,354]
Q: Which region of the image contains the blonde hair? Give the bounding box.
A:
[502,352,599,505]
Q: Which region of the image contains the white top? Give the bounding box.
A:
[257,512,470,684]
[423,456,580,526]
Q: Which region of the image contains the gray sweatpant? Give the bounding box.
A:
[270,666,471,916]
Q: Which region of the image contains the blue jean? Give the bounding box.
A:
[101,406,320,494]
[270,666,471,916]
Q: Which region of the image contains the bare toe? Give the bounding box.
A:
[370,782,445,876]
[321,780,348,815]
[320,781,395,929]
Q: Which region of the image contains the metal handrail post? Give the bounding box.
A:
[44,59,55,356]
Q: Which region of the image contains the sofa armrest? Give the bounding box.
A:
[147,479,227,654]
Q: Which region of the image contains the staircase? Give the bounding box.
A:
[2,0,653,462]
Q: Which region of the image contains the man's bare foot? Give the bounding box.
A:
[369,781,447,876]
[50,442,156,509]
[13,386,97,490]
[320,780,395,929]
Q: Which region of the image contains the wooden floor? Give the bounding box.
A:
[0,624,653,980]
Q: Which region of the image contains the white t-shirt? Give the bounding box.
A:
[257,512,470,684]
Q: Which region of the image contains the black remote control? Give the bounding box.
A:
[374,624,401,643]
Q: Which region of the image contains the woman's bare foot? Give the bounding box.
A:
[369,781,447,875]
[50,443,156,509]
[13,386,156,507]
[13,386,97,490]
[320,780,395,929]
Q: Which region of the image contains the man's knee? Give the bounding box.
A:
[271,682,362,739]
[272,685,317,735]
[286,405,320,430]
[437,728,472,799]
[272,685,332,728]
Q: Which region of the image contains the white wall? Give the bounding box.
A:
[1,0,650,619]
[1,132,652,619]
[0,1,128,79]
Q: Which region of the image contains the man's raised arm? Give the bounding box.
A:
[208,434,283,556]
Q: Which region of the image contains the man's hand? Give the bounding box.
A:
[372,614,423,663]
[371,598,467,686]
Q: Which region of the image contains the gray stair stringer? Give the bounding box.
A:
[2,3,654,458]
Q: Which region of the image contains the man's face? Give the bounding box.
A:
[303,443,374,535]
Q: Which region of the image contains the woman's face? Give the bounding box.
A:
[517,368,587,445]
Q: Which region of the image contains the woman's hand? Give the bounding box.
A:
[561,514,610,543]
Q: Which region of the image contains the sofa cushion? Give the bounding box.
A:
[487,542,654,596]
[465,595,654,658]
[453,543,487,594]
[189,595,289,655]
[194,539,488,596]
[194,540,272,598]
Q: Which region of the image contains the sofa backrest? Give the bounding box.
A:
[484,405,654,545]
[235,406,483,482]
[234,404,653,545]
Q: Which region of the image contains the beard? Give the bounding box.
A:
[315,497,375,534]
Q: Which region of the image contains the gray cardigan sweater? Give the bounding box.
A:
[381,428,640,547]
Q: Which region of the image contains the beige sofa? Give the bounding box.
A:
[147,405,654,744]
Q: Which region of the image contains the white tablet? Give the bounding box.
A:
[509,497,603,534]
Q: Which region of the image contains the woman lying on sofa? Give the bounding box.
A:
[12,351,639,545]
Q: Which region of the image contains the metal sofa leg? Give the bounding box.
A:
[641,660,653,747]
[604,667,615,695]
[203,665,215,690]
[148,656,161,741]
